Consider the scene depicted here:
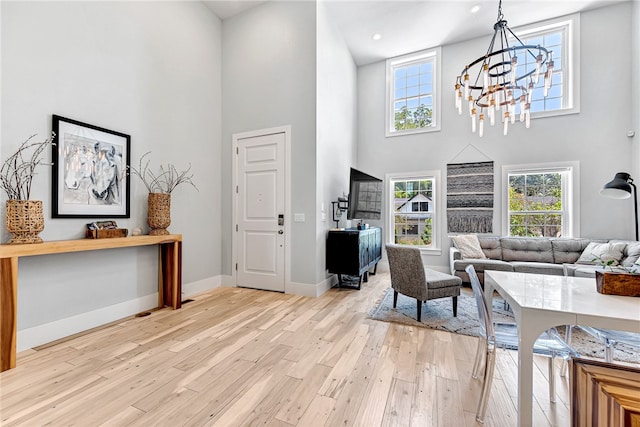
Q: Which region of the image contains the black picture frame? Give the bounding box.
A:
[52,115,131,218]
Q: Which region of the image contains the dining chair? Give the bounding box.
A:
[465,265,579,423]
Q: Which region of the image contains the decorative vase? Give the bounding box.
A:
[5,200,45,244]
[147,192,171,236]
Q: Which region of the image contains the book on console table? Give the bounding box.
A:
[85,228,128,239]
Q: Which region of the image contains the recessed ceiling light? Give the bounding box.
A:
[372,33,382,41]
[470,4,481,13]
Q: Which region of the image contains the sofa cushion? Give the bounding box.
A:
[501,237,554,263]
[577,241,627,265]
[612,240,640,267]
[450,234,486,259]
[478,236,502,260]
[453,258,513,273]
[511,262,564,276]
[551,238,591,264]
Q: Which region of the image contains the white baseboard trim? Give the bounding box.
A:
[286,275,337,297]
[17,294,159,352]
[17,275,224,352]
[183,275,222,298]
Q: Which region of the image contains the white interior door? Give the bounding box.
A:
[236,132,285,292]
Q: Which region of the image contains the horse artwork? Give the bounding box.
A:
[62,136,123,207]
[52,115,130,218]
[90,143,122,205]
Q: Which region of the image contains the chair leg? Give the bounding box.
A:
[452,296,458,317]
[393,290,398,308]
[560,326,573,377]
[476,347,495,423]
[416,299,422,322]
[548,357,556,403]
[604,338,615,363]
[472,338,486,379]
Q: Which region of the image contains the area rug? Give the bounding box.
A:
[368,287,639,364]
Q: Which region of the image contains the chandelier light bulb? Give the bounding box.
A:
[489,106,495,126]
[483,63,489,91]
[495,90,501,110]
[471,107,477,133]
[510,56,517,85]
[455,83,462,114]
[468,95,474,116]
[464,73,470,99]
[503,111,510,135]
[525,103,531,128]
[479,113,485,137]
[519,95,526,122]
[510,100,516,124]
[534,53,543,83]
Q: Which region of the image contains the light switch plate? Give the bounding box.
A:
[294,213,305,222]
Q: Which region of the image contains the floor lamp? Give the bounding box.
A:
[600,172,638,241]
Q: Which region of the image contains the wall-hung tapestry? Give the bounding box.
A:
[447,161,494,233]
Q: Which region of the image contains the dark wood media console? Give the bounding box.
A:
[326,227,381,289]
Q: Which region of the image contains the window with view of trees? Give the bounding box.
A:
[386,48,441,136]
[508,170,570,237]
[391,177,435,247]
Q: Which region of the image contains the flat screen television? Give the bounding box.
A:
[347,167,383,221]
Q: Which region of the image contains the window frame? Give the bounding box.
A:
[385,47,442,137]
[386,170,442,255]
[511,13,580,119]
[501,161,580,238]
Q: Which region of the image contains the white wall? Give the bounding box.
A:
[632,2,640,182]
[357,3,634,270]
[1,1,222,349]
[221,1,318,288]
[315,2,357,285]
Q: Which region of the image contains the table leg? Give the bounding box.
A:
[0,257,18,372]
[159,241,182,309]
[516,312,537,427]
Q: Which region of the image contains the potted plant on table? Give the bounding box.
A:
[593,256,640,297]
[128,152,197,235]
[0,133,55,244]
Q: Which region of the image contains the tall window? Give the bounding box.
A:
[504,164,578,237]
[386,48,441,136]
[511,14,579,117]
[389,175,436,247]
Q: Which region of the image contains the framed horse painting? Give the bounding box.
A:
[52,115,131,218]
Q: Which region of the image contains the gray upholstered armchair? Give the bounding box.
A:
[386,244,462,322]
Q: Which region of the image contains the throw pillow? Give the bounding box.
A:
[576,242,627,265]
[451,234,487,259]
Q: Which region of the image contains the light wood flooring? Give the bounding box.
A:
[1,271,578,426]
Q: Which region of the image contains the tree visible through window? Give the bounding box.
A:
[508,172,564,237]
[386,48,440,136]
[392,178,434,246]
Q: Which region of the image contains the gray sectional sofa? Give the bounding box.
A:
[450,236,640,285]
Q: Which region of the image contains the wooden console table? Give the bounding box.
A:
[0,234,182,372]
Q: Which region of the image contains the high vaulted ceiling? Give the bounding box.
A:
[203,0,627,66]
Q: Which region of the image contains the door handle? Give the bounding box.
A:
[278,230,284,235]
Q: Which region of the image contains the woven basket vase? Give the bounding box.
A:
[147,193,171,236]
[5,200,44,244]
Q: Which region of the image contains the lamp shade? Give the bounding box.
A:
[601,172,633,199]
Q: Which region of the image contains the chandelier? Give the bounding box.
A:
[454,0,553,136]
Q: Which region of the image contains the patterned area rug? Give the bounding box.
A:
[368,287,639,364]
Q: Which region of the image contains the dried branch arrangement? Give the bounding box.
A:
[1,133,55,200]
[128,151,198,194]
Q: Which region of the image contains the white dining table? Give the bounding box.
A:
[484,270,640,427]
